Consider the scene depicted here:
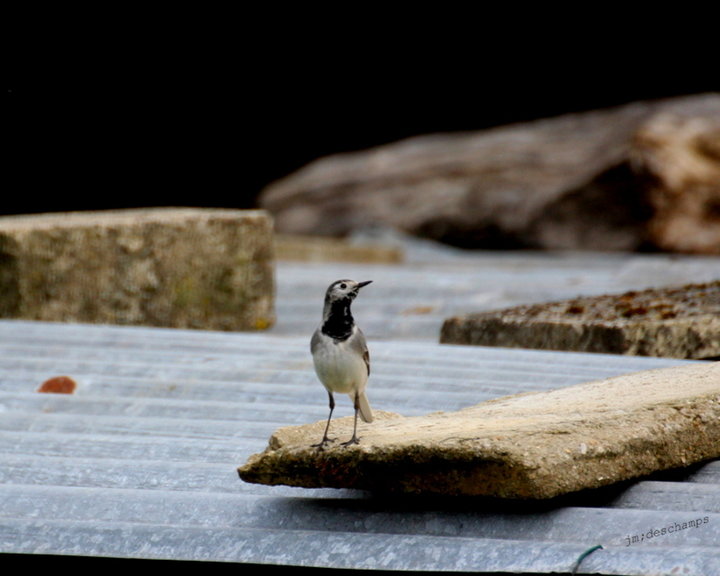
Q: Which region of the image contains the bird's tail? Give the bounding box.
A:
[357,391,374,423]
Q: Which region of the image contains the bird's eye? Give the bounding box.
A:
[339,283,347,289]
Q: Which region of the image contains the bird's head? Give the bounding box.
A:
[325,279,372,303]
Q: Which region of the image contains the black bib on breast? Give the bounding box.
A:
[321,298,354,341]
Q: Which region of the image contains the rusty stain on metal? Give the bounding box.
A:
[38,376,77,394]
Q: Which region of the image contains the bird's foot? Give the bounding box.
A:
[312,436,336,451]
[340,435,360,447]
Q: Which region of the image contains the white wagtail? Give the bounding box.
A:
[310,279,374,448]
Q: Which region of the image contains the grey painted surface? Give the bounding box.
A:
[2,240,720,574]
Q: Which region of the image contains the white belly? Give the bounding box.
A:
[313,338,368,395]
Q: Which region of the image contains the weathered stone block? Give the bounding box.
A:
[0,208,275,330]
[440,282,720,359]
[238,362,720,499]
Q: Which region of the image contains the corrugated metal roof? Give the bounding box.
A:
[271,239,720,341]
[2,240,720,575]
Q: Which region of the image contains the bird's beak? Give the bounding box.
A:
[357,280,373,289]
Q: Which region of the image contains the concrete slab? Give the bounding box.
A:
[0,208,275,330]
[275,234,404,263]
[440,281,720,358]
[239,362,720,499]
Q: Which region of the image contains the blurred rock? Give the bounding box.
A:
[0,208,275,330]
[260,94,720,252]
[632,108,720,254]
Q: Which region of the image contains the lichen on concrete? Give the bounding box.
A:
[440,281,720,359]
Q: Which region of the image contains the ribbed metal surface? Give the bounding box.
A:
[272,242,720,341]
[2,242,720,575]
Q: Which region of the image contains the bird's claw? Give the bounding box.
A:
[312,437,336,451]
[340,436,360,447]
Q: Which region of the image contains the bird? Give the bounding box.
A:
[310,279,374,449]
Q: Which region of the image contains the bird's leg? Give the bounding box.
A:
[312,391,336,449]
[341,392,361,446]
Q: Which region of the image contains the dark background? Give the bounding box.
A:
[7,44,716,218]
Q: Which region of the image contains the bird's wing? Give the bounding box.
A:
[353,327,370,376]
[310,328,322,354]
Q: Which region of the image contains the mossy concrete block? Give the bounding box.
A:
[440,282,720,359]
[238,362,720,499]
[0,208,275,330]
